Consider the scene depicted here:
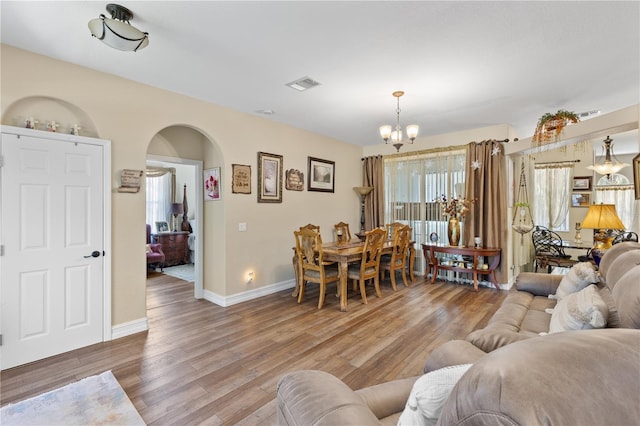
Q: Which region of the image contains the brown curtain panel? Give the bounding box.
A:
[464,140,507,283]
[362,155,384,230]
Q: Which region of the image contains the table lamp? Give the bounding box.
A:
[581,203,625,265]
[353,186,374,233]
[170,202,184,232]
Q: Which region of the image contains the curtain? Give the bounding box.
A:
[145,167,175,230]
[362,156,384,230]
[533,162,574,231]
[465,140,507,283]
[594,184,635,229]
[384,147,466,272]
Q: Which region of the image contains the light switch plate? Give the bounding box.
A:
[238,222,247,232]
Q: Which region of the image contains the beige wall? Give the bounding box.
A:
[1,45,362,327]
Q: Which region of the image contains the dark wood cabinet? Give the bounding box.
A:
[152,231,189,266]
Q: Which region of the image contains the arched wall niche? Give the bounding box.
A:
[1,96,98,137]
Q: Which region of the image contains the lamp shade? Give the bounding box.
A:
[171,203,184,215]
[581,204,625,230]
[88,4,149,52]
[353,186,374,196]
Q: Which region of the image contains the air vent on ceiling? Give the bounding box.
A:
[286,76,321,92]
[577,110,601,119]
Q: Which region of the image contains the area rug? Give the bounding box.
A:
[0,371,145,425]
[163,263,194,282]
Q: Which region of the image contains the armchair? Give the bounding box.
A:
[146,224,165,272]
[531,225,577,273]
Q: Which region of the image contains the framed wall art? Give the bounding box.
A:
[571,192,590,207]
[307,157,335,193]
[204,167,221,201]
[155,221,169,233]
[258,152,283,203]
[634,153,640,200]
[232,164,251,194]
[572,176,592,191]
[285,169,304,191]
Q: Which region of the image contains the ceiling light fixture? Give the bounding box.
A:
[587,136,630,177]
[379,91,419,152]
[88,4,149,52]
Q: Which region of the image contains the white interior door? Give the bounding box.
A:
[1,129,107,369]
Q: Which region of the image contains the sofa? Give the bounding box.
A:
[276,242,640,425]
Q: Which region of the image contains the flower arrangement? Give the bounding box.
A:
[438,194,471,218]
[532,109,580,146]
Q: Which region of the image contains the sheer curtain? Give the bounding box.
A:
[533,162,574,231]
[146,167,174,231]
[594,174,635,229]
[384,147,466,273]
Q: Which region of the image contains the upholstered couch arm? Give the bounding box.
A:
[423,340,487,373]
[514,272,562,296]
[438,329,640,426]
[276,370,382,425]
[355,376,417,420]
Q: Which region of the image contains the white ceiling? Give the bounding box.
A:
[1,1,639,153]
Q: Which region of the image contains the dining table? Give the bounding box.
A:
[292,238,415,312]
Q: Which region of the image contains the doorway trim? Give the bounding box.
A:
[146,154,203,298]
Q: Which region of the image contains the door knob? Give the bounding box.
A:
[84,250,101,258]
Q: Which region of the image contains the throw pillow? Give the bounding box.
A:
[550,262,599,300]
[548,285,608,334]
[398,364,472,426]
[146,244,153,254]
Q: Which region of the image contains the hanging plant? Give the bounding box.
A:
[532,109,580,146]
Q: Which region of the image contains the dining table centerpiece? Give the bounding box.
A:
[438,195,471,246]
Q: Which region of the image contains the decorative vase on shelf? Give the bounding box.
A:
[447,216,461,246]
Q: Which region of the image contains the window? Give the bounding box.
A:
[384,148,466,272]
[594,173,635,229]
[146,172,171,231]
[533,163,573,231]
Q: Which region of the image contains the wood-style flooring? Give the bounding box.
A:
[1,270,507,425]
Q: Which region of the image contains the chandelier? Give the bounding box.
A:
[88,4,149,52]
[587,136,630,177]
[379,91,419,152]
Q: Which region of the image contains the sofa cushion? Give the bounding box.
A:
[598,285,622,328]
[551,262,598,300]
[398,364,472,426]
[548,285,608,333]
[611,264,640,329]
[603,249,640,291]
[598,241,640,279]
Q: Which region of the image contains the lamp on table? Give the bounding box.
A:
[170,203,184,232]
[580,203,625,266]
[353,186,374,239]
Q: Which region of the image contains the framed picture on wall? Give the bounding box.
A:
[258,152,283,203]
[232,164,251,194]
[307,157,335,192]
[204,167,221,201]
[634,153,640,200]
[572,176,592,191]
[571,192,591,207]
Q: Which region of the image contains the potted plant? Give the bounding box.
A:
[532,110,580,145]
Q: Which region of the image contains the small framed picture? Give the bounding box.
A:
[285,169,304,191]
[204,167,221,201]
[258,152,283,203]
[307,157,335,193]
[232,164,251,194]
[571,192,591,207]
[155,221,169,233]
[572,176,592,191]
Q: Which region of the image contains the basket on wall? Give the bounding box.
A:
[532,110,580,147]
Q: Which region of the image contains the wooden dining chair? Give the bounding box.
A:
[347,227,386,304]
[380,224,411,291]
[334,222,351,244]
[294,227,340,309]
[385,222,405,241]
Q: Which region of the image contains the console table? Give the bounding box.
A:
[152,231,190,266]
[422,244,501,291]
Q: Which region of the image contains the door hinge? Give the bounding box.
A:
[0,154,4,168]
[0,334,3,346]
[0,245,4,256]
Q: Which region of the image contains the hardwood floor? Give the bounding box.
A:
[1,272,507,425]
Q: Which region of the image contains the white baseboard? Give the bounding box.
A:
[111,317,148,340]
[204,279,296,307]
